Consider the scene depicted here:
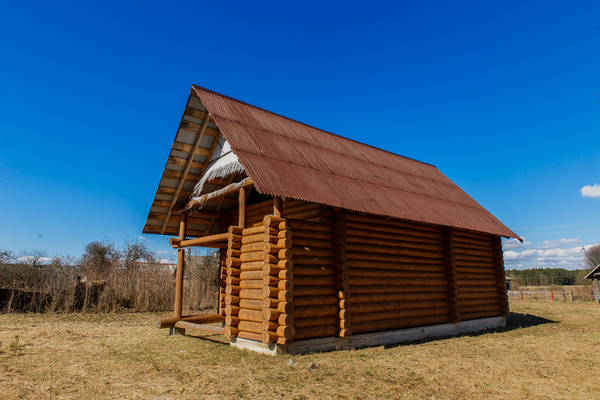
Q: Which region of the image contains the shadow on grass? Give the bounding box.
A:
[383,312,557,350]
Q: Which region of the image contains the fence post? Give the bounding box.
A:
[520,290,523,300]
[551,290,554,301]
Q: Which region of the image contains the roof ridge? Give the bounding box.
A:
[191,84,435,168]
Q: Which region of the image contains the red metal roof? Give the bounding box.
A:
[190,85,519,239]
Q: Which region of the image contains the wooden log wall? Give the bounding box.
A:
[224,214,293,344]
[223,226,243,337]
[289,218,339,341]
[453,230,507,320]
[345,212,451,334]
[231,199,330,228]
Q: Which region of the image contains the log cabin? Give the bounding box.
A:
[143,85,520,354]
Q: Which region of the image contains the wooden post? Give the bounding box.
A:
[274,196,283,218]
[239,187,246,229]
[492,236,509,316]
[443,228,460,322]
[173,212,187,321]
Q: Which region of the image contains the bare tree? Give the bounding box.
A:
[81,240,119,280]
[582,244,600,271]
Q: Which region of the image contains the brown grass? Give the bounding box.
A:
[1,300,599,399]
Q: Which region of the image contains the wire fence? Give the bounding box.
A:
[508,287,596,302]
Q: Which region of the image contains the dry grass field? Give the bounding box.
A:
[1,300,599,399]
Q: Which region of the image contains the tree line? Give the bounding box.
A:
[0,239,220,313]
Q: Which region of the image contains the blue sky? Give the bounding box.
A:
[1,1,599,269]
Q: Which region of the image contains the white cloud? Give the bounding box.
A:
[503,238,587,270]
[581,184,600,198]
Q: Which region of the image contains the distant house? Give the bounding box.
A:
[143,85,520,354]
[584,265,600,301]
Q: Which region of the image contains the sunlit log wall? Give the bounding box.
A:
[224,199,508,343]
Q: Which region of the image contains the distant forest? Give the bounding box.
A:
[506,268,591,287]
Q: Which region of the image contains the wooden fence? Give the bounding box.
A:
[508,288,596,302]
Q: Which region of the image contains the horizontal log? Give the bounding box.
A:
[459,310,501,321]
[238,289,263,300]
[286,209,321,220]
[292,229,333,240]
[226,276,241,285]
[262,320,278,331]
[292,246,334,258]
[455,253,495,263]
[240,252,266,263]
[226,248,241,258]
[284,203,320,215]
[276,325,296,339]
[351,314,449,334]
[263,308,280,321]
[456,266,497,275]
[346,212,441,233]
[170,232,229,248]
[240,270,264,280]
[455,260,497,269]
[239,299,263,310]
[224,305,240,315]
[347,259,444,273]
[278,280,293,291]
[277,290,293,302]
[292,256,335,266]
[351,307,448,323]
[226,267,241,276]
[241,233,266,245]
[242,226,268,236]
[278,313,293,326]
[294,275,335,286]
[278,269,293,280]
[264,215,285,228]
[239,280,263,290]
[278,259,293,270]
[294,325,337,341]
[157,314,225,329]
[456,272,498,281]
[240,242,265,253]
[226,258,241,268]
[278,248,293,260]
[345,219,441,240]
[347,243,444,260]
[238,320,263,334]
[293,304,338,319]
[457,291,499,300]
[224,326,239,337]
[348,268,446,279]
[350,300,448,315]
[291,237,334,249]
[277,301,293,314]
[293,265,335,276]
[346,231,441,248]
[225,285,241,295]
[294,316,338,329]
[460,297,499,306]
[224,295,240,305]
[348,276,448,286]
[456,278,499,286]
[294,285,336,296]
[348,251,443,265]
[261,331,278,344]
[349,285,446,294]
[350,292,449,304]
[288,219,333,232]
[453,229,492,241]
[294,295,338,307]
[277,337,293,345]
[459,304,501,314]
[237,330,262,342]
[263,263,283,276]
[225,316,240,326]
[346,227,440,245]
[263,275,279,286]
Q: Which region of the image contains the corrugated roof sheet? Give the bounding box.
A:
[191,85,519,239]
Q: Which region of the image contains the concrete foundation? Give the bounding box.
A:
[230,316,507,355]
